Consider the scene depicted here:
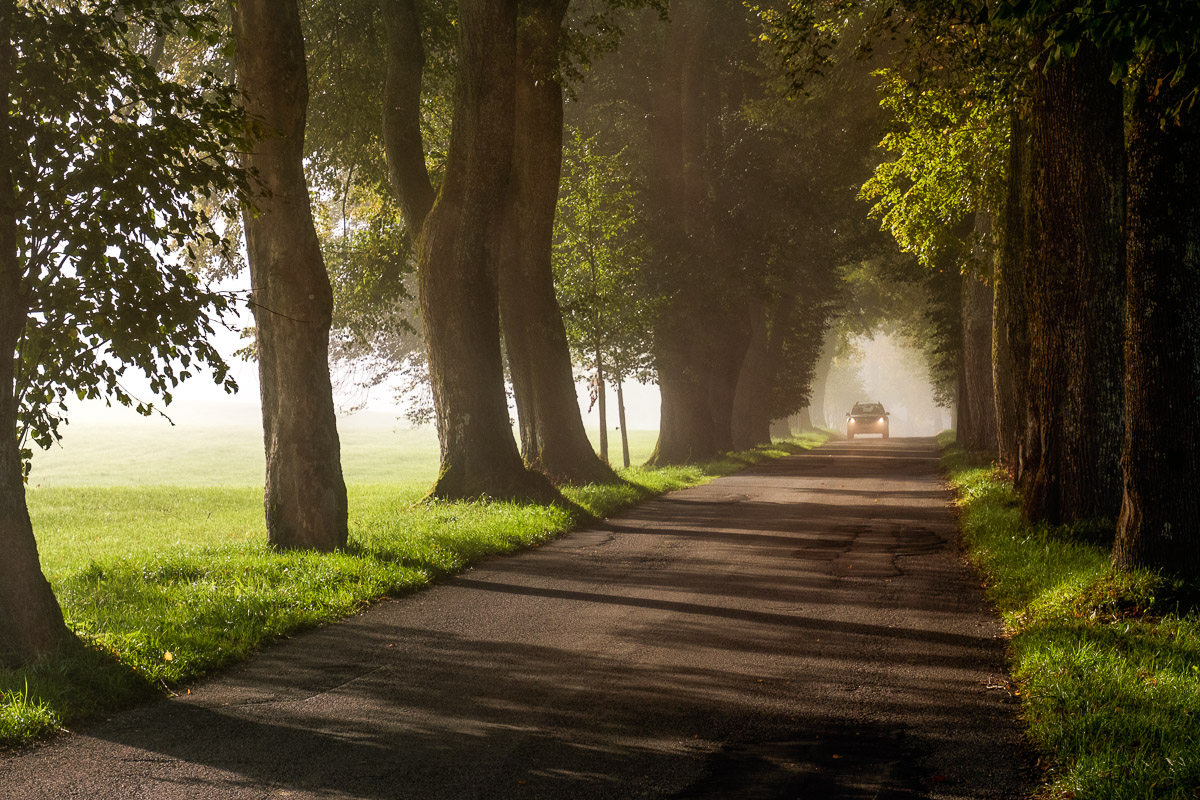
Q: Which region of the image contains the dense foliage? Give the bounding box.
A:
[10,0,249,465]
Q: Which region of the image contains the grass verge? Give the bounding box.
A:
[1,434,825,747]
[939,432,1200,800]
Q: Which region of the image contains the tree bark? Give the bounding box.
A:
[648,320,717,465]
[708,308,751,452]
[993,108,1030,477]
[381,0,435,230]
[413,0,558,501]
[954,342,971,448]
[807,337,835,429]
[959,216,998,456]
[230,0,348,551]
[731,303,772,450]
[769,418,793,440]
[1112,55,1200,577]
[645,4,721,467]
[381,0,558,501]
[499,0,615,484]
[792,407,815,432]
[1021,43,1125,525]
[0,3,75,665]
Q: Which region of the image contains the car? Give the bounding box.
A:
[846,401,889,439]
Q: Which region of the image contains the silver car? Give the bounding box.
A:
[846,402,889,439]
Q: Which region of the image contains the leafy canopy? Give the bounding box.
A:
[9,0,249,463]
[553,127,652,381]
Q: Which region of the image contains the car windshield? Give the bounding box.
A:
[852,403,884,415]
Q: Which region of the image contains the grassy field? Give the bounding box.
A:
[3,418,825,747]
[941,434,1200,799]
[28,409,661,487]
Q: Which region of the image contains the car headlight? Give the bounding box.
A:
[878,417,885,423]
[848,418,855,424]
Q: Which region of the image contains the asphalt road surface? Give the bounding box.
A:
[0,437,1032,799]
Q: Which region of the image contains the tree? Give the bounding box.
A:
[858,52,1010,458]
[992,108,1030,478]
[1018,40,1125,526]
[497,0,617,485]
[382,0,558,501]
[0,0,248,665]
[1113,55,1200,575]
[230,0,349,551]
[553,128,652,465]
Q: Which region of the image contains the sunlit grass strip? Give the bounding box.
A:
[0,435,824,747]
[940,434,1200,800]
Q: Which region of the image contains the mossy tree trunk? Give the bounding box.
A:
[230,0,349,550]
[1020,43,1125,526]
[1112,54,1200,577]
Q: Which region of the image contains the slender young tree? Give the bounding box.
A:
[553,128,651,465]
[230,0,348,550]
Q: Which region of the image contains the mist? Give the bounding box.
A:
[821,331,949,437]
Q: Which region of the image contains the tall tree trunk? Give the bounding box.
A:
[616,378,630,468]
[649,320,716,465]
[1112,55,1200,577]
[595,345,608,464]
[230,0,348,550]
[731,303,771,450]
[959,213,998,456]
[994,108,1030,477]
[382,0,557,502]
[769,418,793,440]
[645,2,722,466]
[381,0,434,229]
[498,0,614,484]
[0,4,75,664]
[954,347,972,447]
[708,308,751,452]
[0,337,71,667]
[1021,43,1125,525]
[807,337,835,429]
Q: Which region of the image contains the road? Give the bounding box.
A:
[0,437,1031,799]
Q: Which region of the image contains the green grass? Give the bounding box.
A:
[2,433,825,747]
[940,433,1200,799]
